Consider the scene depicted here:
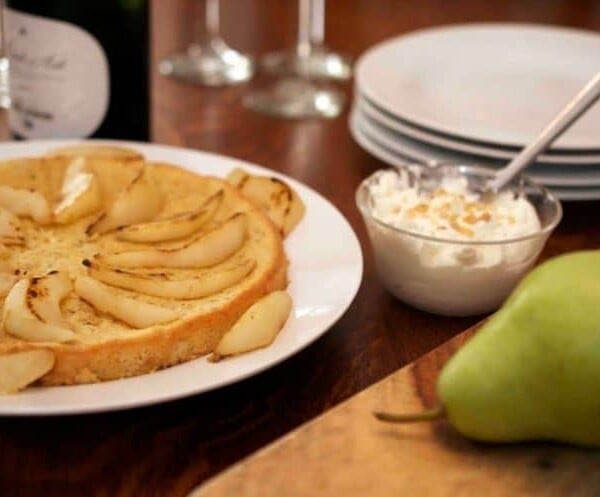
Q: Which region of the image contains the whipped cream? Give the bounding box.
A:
[361,168,546,316]
[370,169,540,241]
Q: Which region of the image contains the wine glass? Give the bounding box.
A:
[159,0,254,87]
[243,0,345,119]
[0,1,10,109]
[262,0,352,81]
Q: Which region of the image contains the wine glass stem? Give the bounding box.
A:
[297,0,320,79]
[310,0,325,46]
[205,0,220,40]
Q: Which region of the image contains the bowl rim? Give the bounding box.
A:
[355,164,563,246]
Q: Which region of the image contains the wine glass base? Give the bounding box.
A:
[243,78,345,119]
[261,46,352,81]
[159,41,254,87]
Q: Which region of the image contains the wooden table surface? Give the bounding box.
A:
[1,1,599,495]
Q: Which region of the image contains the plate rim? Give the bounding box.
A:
[358,94,600,165]
[349,112,600,201]
[351,109,600,186]
[355,22,600,150]
[0,139,364,415]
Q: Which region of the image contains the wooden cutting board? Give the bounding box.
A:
[191,327,600,497]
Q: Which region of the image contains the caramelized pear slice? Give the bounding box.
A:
[227,169,305,236]
[0,273,17,297]
[27,272,73,329]
[226,168,249,188]
[102,213,247,269]
[0,208,24,245]
[84,257,256,299]
[0,260,17,297]
[0,350,55,394]
[87,166,163,235]
[212,290,292,359]
[0,186,52,225]
[116,190,223,243]
[74,276,180,328]
[54,157,103,224]
[3,279,76,343]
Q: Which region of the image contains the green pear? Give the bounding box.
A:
[376,250,600,447]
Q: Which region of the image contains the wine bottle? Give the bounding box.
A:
[6,0,149,140]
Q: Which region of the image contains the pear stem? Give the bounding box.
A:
[374,404,446,424]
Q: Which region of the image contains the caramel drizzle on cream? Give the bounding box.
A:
[404,188,516,239]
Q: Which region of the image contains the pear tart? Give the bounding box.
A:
[0,146,303,392]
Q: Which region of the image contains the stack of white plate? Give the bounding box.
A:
[351,24,600,201]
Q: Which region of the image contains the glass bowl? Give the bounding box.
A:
[356,164,563,316]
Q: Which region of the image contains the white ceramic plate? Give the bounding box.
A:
[0,140,363,415]
[548,186,600,201]
[358,95,600,165]
[351,108,600,187]
[349,112,600,201]
[356,23,600,150]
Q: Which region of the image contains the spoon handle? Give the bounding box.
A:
[489,71,600,192]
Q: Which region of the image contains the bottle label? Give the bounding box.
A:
[6,8,110,138]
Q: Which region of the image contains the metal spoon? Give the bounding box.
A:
[486,70,600,194]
